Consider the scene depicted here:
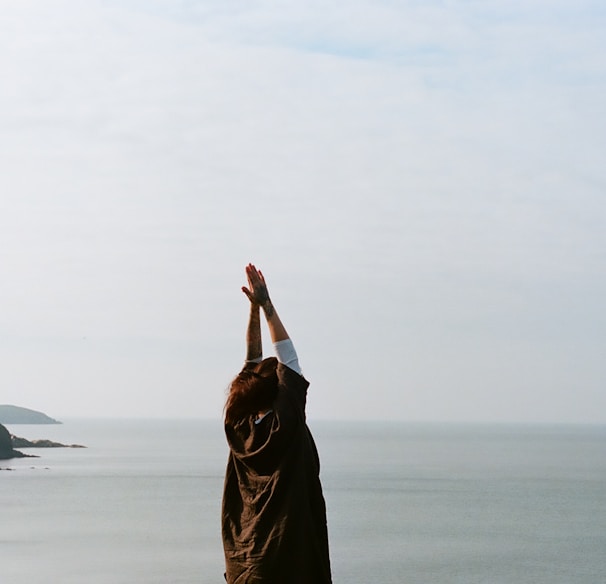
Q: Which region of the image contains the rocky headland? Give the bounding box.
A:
[0,423,34,460]
[1,406,85,463]
[0,405,62,424]
[10,435,85,449]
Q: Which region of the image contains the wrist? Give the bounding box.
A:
[261,300,275,318]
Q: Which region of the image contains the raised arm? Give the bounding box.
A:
[242,264,303,374]
[244,302,262,363]
[242,264,289,343]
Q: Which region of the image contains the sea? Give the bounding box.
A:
[1,419,605,584]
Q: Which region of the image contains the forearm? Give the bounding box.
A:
[261,300,289,343]
[245,304,262,362]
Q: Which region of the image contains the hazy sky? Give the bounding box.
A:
[1,0,604,422]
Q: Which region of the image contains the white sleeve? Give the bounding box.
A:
[274,339,302,375]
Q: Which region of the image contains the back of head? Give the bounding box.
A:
[225,357,279,425]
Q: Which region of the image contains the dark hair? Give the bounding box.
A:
[224,357,279,425]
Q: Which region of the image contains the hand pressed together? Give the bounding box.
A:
[241,263,287,342]
[242,263,271,308]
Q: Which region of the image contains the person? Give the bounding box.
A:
[221,264,332,584]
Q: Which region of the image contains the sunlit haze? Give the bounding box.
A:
[1,1,604,423]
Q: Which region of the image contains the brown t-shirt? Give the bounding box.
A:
[222,364,332,584]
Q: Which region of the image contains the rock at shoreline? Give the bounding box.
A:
[0,405,61,425]
[10,435,86,449]
[0,423,36,460]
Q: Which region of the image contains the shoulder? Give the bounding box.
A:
[277,362,309,389]
[276,362,309,413]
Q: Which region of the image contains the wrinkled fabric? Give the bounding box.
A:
[222,364,332,584]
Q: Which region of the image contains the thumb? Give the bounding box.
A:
[242,287,254,302]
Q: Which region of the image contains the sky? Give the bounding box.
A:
[0,0,604,423]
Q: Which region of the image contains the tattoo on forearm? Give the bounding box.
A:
[246,307,262,360]
[263,301,275,318]
[256,285,270,306]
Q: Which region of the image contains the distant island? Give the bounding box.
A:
[0,405,62,425]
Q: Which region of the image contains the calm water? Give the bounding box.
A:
[1,420,605,583]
